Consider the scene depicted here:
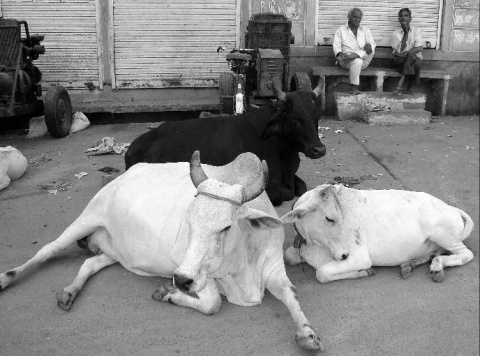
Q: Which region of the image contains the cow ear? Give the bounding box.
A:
[237,207,283,230]
[280,207,309,224]
[319,185,338,200]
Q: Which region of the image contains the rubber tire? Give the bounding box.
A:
[290,72,312,92]
[219,72,235,114]
[44,86,72,138]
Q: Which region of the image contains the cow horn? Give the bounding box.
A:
[272,79,287,102]
[241,160,269,203]
[190,150,209,188]
[313,79,324,98]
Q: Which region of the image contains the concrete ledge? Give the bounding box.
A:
[335,92,426,121]
[364,109,431,125]
[311,66,450,80]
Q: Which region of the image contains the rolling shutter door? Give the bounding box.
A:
[112,0,238,89]
[1,0,99,90]
[317,1,442,48]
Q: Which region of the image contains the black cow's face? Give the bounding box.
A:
[261,90,326,159]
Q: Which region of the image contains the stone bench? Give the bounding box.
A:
[310,66,451,116]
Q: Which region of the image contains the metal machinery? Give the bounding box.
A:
[0,18,72,137]
[219,13,312,114]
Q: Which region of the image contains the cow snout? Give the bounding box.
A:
[174,273,194,292]
[308,145,326,159]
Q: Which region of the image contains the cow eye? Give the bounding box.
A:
[325,217,335,223]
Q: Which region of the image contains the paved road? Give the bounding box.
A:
[1,116,478,356]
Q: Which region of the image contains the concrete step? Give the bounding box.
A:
[334,91,426,121]
[363,109,431,125]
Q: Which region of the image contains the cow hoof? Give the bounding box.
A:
[56,290,74,311]
[431,270,445,283]
[295,333,324,352]
[400,264,413,279]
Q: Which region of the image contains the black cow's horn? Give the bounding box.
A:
[313,79,323,98]
[241,160,269,203]
[272,79,287,102]
[190,150,209,188]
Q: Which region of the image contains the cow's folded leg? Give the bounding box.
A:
[400,249,444,279]
[316,267,374,283]
[152,278,221,315]
[57,253,116,311]
[429,242,474,282]
[266,266,324,352]
[293,175,307,197]
[315,258,373,283]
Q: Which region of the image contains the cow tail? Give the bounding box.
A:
[457,208,474,241]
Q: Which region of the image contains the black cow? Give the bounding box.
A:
[125,82,326,206]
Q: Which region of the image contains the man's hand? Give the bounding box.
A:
[364,43,373,55]
[337,52,349,66]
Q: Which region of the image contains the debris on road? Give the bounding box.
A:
[85,137,130,156]
[26,116,48,139]
[334,129,344,134]
[39,180,72,195]
[98,166,121,174]
[70,112,90,134]
[98,166,121,186]
[0,146,28,191]
[29,154,52,166]
[74,172,89,179]
[329,174,378,187]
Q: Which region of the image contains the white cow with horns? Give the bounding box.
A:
[281,184,474,283]
[0,151,323,352]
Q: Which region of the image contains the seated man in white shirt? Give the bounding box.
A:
[391,8,423,95]
[333,8,376,95]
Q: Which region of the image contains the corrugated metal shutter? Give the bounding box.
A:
[112,0,238,89]
[1,0,99,90]
[317,1,441,48]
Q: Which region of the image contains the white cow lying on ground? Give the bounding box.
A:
[0,151,323,352]
[0,146,28,191]
[281,184,474,283]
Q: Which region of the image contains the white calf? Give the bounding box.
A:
[281,184,474,283]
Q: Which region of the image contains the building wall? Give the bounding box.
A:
[289,47,479,116]
[1,0,478,116]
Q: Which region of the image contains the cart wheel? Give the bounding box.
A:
[219,72,235,114]
[44,86,72,138]
[290,72,312,92]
